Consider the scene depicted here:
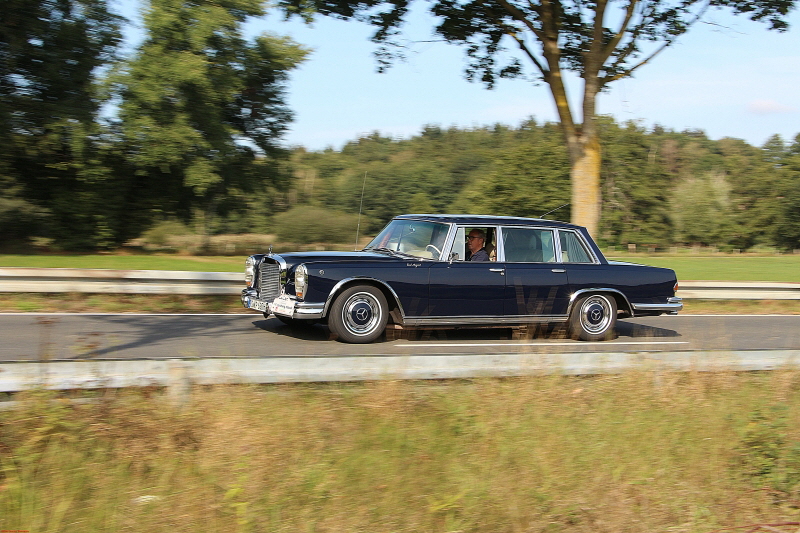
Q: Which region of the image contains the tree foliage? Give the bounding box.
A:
[278,0,795,236]
[0,0,123,248]
[111,0,308,246]
[289,119,799,250]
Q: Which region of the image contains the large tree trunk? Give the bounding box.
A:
[569,133,602,236]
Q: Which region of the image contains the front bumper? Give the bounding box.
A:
[241,289,325,319]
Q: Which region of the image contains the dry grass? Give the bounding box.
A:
[3,372,800,532]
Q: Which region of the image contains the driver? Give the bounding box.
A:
[467,229,489,261]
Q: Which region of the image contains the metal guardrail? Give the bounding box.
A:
[678,280,800,300]
[0,267,799,299]
[0,267,241,295]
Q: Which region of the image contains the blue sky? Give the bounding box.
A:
[116,0,800,151]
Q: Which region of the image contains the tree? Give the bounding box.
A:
[279,0,794,235]
[111,0,308,244]
[599,119,672,247]
[772,134,800,250]
[0,0,122,247]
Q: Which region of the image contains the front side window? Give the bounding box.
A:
[453,226,496,261]
[364,219,449,259]
[502,227,556,262]
[559,231,594,263]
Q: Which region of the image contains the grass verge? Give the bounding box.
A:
[0,293,252,314]
[2,372,800,531]
[1,293,799,314]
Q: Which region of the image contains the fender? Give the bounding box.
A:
[568,288,633,316]
[322,277,406,319]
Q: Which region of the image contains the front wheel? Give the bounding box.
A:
[568,294,617,341]
[328,285,388,343]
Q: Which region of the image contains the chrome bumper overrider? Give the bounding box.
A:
[631,297,683,315]
[241,289,324,319]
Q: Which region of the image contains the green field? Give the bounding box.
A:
[3,373,800,531]
[2,253,800,282]
[606,254,800,283]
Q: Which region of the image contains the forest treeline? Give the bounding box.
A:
[2,0,799,252]
[286,120,800,251]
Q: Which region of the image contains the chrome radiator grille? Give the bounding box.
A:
[258,262,281,301]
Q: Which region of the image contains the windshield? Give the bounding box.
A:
[364,219,450,260]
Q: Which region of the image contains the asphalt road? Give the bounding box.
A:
[1,312,799,362]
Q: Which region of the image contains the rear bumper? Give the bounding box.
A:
[631,297,683,315]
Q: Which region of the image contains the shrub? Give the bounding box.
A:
[138,220,194,249]
[273,206,363,245]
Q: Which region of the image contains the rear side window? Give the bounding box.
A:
[559,231,594,263]
[502,228,556,262]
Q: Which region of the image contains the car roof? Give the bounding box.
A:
[394,214,584,230]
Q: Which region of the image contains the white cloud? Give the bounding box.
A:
[747,99,797,114]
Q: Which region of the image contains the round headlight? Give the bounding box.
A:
[245,257,256,287]
[295,264,307,299]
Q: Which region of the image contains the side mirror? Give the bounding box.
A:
[448,252,459,264]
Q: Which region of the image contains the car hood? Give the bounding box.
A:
[269,250,410,269]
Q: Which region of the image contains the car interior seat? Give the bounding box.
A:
[484,229,496,261]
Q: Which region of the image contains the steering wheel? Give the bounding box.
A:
[426,244,442,258]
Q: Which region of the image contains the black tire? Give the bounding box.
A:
[328,285,388,343]
[568,294,617,341]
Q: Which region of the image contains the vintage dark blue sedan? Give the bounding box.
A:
[241,214,682,343]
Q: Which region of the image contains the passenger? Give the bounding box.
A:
[467,229,489,261]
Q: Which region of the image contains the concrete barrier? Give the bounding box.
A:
[1,350,799,393]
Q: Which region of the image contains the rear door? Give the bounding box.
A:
[501,226,570,317]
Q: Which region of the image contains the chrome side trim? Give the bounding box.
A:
[403,315,569,326]
[568,288,634,316]
[322,277,406,319]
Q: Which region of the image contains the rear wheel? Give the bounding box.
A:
[328,285,388,343]
[569,294,617,341]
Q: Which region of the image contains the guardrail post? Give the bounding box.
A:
[167,359,192,409]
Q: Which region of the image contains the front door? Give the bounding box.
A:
[426,225,504,317]
[427,261,506,317]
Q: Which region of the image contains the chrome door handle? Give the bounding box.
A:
[489,268,504,272]
[551,269,566,273]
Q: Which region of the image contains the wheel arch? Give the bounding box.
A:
[568,288,633,318]
[322,277,405,323]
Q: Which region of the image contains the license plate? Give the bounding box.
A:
[271,295,295,317]
[247,298,269,313]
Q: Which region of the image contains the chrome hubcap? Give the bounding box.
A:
[343,292,381,336]
[580,295,612,334]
